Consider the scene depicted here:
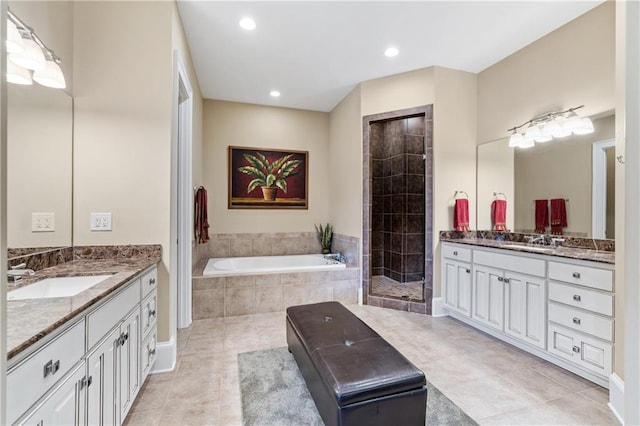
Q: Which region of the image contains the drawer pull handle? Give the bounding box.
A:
[503,278,510,283]
[453,251,458,256]
[149,309,157,318]
[573,317,581,325]
[572,345,581,353]
[572,272,581,279]
[498,277,504,282]
[43,360,60,378]
[149,278,156,285]
[149,348,156,356]
[573,294,582,302]
[465,269,471,273]
[79,375,94,390]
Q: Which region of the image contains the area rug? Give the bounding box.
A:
[238,346,477,426]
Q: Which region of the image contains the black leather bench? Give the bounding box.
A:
[286,301,427,426]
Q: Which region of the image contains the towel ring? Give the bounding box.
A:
[493,192,507,200]
[454,190,469,199]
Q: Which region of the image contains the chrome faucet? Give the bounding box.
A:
[324,252,345,263]
[526,235,546,245]
[551,238,566,248]
[8,263,35,282]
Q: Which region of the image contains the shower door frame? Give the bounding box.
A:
[362,105,434,314]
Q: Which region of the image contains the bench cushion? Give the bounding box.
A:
[286,302,426,407]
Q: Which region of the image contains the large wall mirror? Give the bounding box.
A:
[477,113,615,239]
[7,1,73,258]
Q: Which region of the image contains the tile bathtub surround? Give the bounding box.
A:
[202,232,361,267]
[192,268,360,319]
[124,305,617,426]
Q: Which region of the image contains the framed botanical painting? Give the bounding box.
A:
[228,146,309,209]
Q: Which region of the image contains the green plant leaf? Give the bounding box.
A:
[255,152,269,173]
[275,179,288,193]
[279,160,302,179]
[269,154,294,175]
[243,154,266,172]
[237,166,266,181]
[247,178,265,193]
[265,174,276,187]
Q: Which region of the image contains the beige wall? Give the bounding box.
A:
[203,100,330,234]
[514,115,615,236]
[477,139,515,231]
[328,85,362,238]
[361,68,434,117]
[477,2,615,144]
[73,1,174,340]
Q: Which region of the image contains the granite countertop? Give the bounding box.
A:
[7,254,160,362]
[441,237,615,265]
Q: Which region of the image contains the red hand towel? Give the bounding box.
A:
[535,199,548,234]
[491,199,507,231]
[550,198,568,235]
[194,186,210,244]
[453,198,470,232]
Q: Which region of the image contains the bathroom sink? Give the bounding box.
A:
[503,244,554,253]
[7,275,113,301]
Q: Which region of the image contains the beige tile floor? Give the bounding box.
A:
[124,305,619,426]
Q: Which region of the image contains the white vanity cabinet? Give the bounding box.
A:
[547,259,614,379]
[441,242,614,387]
[442,245,472,316]
[8,264,159,426]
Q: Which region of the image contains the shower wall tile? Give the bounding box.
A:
[405,135,424,155]
[407,155,424,175]
[407,176,425,195]
[407,116,425,136]
[407,195,425,213]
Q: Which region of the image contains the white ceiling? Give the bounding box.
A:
[177,1,604,112]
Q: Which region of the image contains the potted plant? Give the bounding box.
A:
[237,152,302,201]
[315,223,334,254]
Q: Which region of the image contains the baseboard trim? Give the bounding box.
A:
[431,297,447,317]
[150,337,176,374]
[608,373,624,424]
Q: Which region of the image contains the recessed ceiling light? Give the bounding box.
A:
[239,17,256,31]
[270,90,281,98]
[384,47,399,58]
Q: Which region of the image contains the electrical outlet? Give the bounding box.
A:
[32,213,55,232]
[90,213,112,231]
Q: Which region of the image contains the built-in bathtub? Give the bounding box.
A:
[203,253,346,276]
[193,254,357,319]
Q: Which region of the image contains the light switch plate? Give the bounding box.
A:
[90,213,112,231]
[32,212,55,232]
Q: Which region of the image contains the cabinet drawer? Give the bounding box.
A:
[474,249,545,277]
[548,282,613,317]
[548,324,612,377]
[548,303,613,342]
[7,319,85,425]
[87,279,141,349]
[141,266,158,299]
[141,290,158,338]
[548,261,613,292]
[442,244,471,262]
[141,331,157,385]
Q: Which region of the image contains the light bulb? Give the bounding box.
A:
[551,116,572,138]
[573,117,594,135]
[508,131,524,148]
[524,123,541,142]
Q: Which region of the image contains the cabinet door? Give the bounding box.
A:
[118,308,141,423]
[86,328,118,426]
[472,265,504,330]
[504,272,546,348]
[20,364,85,426]
[443,260,472,316]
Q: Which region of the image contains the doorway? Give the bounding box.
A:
[363,105,433,313]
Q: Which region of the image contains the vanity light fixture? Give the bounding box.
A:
[508,105,594,149]
[6,19,24,53]
[270,90,281,97]
[5,9,66,89]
